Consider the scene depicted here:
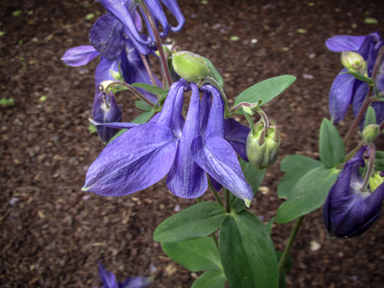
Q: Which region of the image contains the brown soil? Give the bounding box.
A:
[1,0,384,287]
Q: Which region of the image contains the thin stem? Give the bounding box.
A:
[196,197,202,203]
[208,178,224,207]
[343,141,366,162]
[225,189,231,213]
[343,90,372,145]
[138,1,172,88]
[255,107,270,130]
[244,112,255,136]
[104,81,154,107]
[140,54,156,86]
[278,216,304,275]
[360,142,376,192]
[211,232,219,251]
[343,46,384,145]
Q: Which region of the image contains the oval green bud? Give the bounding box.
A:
[369,172,384,192]
[172,51,210,83]
[362,124,380,142]
[246,122,280,169]
[341,51,365,73]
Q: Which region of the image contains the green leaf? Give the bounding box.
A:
[135,100,153,111]
[220,211,279,288]
[204,58,224,88]
[131,82,167,96]
[342,71,374,85]
[132,110,155,124]
[234,75,296,106]
[278,155,322,198]
[276,166,340,223]
[191,270,226,288]
[364,106,377,128]
[162,237,222,272]
[375,151,384,171]
[230,159,266,213]
[319,119,345,168]
[154,202,228,242]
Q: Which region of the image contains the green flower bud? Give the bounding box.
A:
[109,69,124,81]
[369,172,384,192]
[362,124,380,142]
[246,122,280,169]
[172,51,210,83]
[341,51,365,73]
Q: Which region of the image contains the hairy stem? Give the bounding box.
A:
[208,178,224,207]
[104,81,154,107]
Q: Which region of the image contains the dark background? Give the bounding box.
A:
[1,0,384,287]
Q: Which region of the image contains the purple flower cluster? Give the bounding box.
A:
[83,80,253,202]
[326,31,384,126]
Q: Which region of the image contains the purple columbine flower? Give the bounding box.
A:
[92,92,122,144]
[97,262,152,288]
[92,0,185,55]
[323,146,384,238]
[326,31,384,124]
[83,80,253,203]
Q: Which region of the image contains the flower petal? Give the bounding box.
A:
[97,0,152,46]
[200,84,224,138]
[167,83,207,198]
[89,13,126,60]
[98,262,118,288]
[328,69,356,122]
[143,0,170,37]
[224,118,250,162]
[61,45,100,67]
[161,0,185,33]
[83,123,178,196]
[192,135,253,202]
[90,118,138,130]
[325,35,366,52]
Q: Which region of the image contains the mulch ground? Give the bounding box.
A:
[1,0,384,287]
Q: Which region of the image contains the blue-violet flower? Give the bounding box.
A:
[323,146,384,238]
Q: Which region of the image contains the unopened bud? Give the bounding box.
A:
[172,51,210,83]
[246,122,280,169]
[341,51,365,73]
[370,172,384,192]
[109,69,123,81]
[362,124,380,142]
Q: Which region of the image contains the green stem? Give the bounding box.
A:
[211,232,219,251]
[225,189,231,213]
[360,142,376,192]
[244,112,255,136]
[196,197,202,203]
[278,216,304,275]
[104,81,154,107]
[208,178,224,207]
[255,107,270,130]
[137,0,172,88]
[343,141,366,163]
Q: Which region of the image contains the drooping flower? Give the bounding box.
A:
[93,0,185,55]
[83,80,253,203]
[326,31,384,124]
[97,262,152,288]
[323,147,384,238]
[92,92,122,144]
